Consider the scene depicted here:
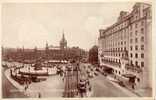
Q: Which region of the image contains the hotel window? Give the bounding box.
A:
[130,46,133,50]
[135,53,138,58]
[135,61,138,66]
[124,47,126,51]
[141,45,144,50]
[121,48,122,51]
[130,39,133,43]
[141,36,144,42]
[130,32,132,37]
[135,38,138,43]
[135,45,138,50]
[124,41,126,45]
[135,23,138,28]
[135,31,138,36]
[130,60,133,65]
[121,41,123,45]
[141,53,144,58]
[141,28,144,34]
[135,16,138,20]
[141,20,144,26]
[130,53,133,58]
[122,53,124,57]
[130,25,132,30]
[141,62,144,67]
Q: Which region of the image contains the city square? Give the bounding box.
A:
[1,2,152,98]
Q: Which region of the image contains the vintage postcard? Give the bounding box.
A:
[0,0,155,99]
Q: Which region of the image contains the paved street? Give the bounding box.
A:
[80,63,137,97]
[90,74,137,97]
[2,67,28,98]
[64,70,78,97]
[2,62,137,98]
[2,65,64,98]
[25,75,64,98]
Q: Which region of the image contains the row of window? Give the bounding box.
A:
[130,60,144,67]
[130,28,144,37]
[101,58,121,64]
[104,21,129,36]
[101,57,144,68]
[102,52,126,57]
[102,20,144,38]
[103,44,144,52]
[103,46,127,51]
[130,53,144,58]
[102,36,144,49]
[112,70,122,75]
[130,36,144,43]
[129,18,144,29]
[103,41,127,48]
[130,45,144,51]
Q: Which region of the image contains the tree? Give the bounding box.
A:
[89,45,98,65]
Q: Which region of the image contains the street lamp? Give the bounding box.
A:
[76,62,80,95]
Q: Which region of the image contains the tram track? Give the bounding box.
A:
[64,69,78,97]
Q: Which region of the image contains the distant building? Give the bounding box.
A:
[2,32,87,62]
[98,3,152,89]
[60,33,67,50]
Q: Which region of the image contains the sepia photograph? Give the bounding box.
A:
[1,1,153,98]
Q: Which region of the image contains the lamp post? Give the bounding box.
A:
[76,62,80,95]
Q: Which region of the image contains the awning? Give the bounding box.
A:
[122,74,136,78]
[102,66,113,70]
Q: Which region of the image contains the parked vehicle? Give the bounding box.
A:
[90,68,93,71]
[95,68,100,72]
[86,70,90,74]
[67,66,72,71]
[88,72,94,78]
[118,81,126,87]
[94,71,98,76]
[101,72,107,76]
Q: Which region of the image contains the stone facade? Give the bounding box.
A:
[98,3,152,88]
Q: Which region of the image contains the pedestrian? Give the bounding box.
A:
[24,86,27,91]
[114,75,116,79]
[132,84,135,89]
[78,79,87,97]
[38,92,41,98]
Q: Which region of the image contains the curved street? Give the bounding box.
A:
[2,67,28,98]
[2,63,137,98]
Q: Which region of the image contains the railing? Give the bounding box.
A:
[125,64,142,73]
[101,60,121,68]
[63,68,79,97]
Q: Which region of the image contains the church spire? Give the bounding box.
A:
[62,30,65,40]
[60,30,67,50]
[45,41,49,56]
[46,41,48,48]
[63,33,65,39]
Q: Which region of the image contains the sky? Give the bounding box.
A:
[2,2,135,50]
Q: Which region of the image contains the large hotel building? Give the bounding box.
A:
[98,3,152,89]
